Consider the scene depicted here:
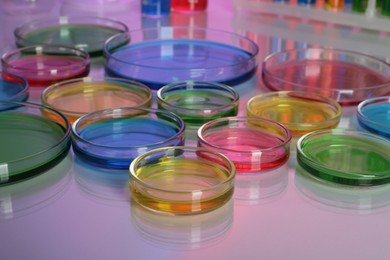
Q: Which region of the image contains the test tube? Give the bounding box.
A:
[171,0,207,12]
[141,0,171,16]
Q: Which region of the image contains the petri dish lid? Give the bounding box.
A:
[14,16,128,56]
[0,101,71,185]
[0,72,28,110]
[297,129,390,186]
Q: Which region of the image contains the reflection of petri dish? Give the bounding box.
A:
[0,72,28,110]
[234,163,288,205]
[129,146,235,215]
[197,117,291,172]
[104,27,258,90]
[297,129,390,186]
[157,80,239,127]
[14,16,128,56]
[0,101,71,185]
[295,164,390,215]
[72,107,185,169]
[262,48,390,106]
[0,155,72,220]
[2,45,90,87]
[42,77,152,124]
[246,91,342,136]
[73,158,130,207]
[357,96,390,138]
[131,199,233,250]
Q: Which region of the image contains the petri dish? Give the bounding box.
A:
[2,45,90,87]
[42,77,152,124]
[297,129,390,186]
[103,27,258,90]
[262,48,390,106]
[14,16,128,56]
[197,117,292,172]
[0,72,28,110]
[129,146,235,215]
[246,91,342,136]
[0,101,71,185]
[72,107,185,169]
[157,80,239,127]
[357,96,390,138]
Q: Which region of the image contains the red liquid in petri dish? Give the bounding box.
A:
[263,60,390,106]
[3,56,89,87]
[171,0,208,12]
[198,128,289,172]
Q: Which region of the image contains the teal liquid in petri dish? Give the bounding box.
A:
[359,103,390,138]
[18,25,124,56]
[299,134,390,185]
[0,113,68,181]
[159,90,238,126]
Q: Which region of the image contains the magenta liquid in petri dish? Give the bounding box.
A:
[2,46,90,87]
[198,117,291,172]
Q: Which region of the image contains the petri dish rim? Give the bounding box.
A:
[72,106,186,149]
[1,45,90,73]
[41,77,153,118]
[14,15,129,46]
[157,80,240,113]
[262,47,390,92]
[297,128,390,177]
[0,72,29,104]
[103,26,259,71]
[357,96,390,135]
[0,100,71,164]
[246,90,342,130]
[197,116,292,154]
[129,146,236,194]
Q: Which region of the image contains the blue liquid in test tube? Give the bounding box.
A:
[142,0,171,16]
[298,0,316,5]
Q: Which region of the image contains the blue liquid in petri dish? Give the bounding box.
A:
[73,117,183,169]
[358,103,390,138]
[0,79,28,110]
[105,39,257,90]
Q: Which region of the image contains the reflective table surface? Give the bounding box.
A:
[1,1,390,259]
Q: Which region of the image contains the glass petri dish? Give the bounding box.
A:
[197,117,292,172]
[72,107,185,169]
[0,72,28,110]
[42,77,152,125]
[297,129,390,186]
[357,96,390,138]
[157,80,239,128]
[103,27,259,90]
[2,45,90,87]
[262,48,390,106]
[246,91,342,136]
[14,16,128,56]
[129,146,235,215]
[0,101,71,185]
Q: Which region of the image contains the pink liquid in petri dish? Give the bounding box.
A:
[171,0,208,12]
[264,60,390,106]
[198,128,289,172]
[4,56,89,87]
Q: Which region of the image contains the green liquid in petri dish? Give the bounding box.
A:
[131,157,234,214]
[298,134,390,186]
[159,90,238,126]
[0,113,68,183]
[18,25,124,56]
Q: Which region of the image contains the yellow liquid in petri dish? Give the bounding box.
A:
[247,96,341,136]
[44,82,151,124]
[131,157,234,215]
